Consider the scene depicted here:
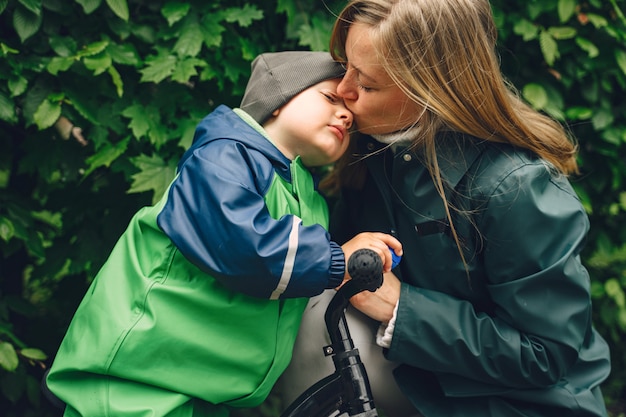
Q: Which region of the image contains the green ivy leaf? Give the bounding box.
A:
[223,4,263,27]
[0,216,15,242]
[47,56,75,75]
[522,83,549,110]
[107,65,124,97]
[106,0,128,21]
[575,37,599,58]
[173,15,204,58]
[140,53,177,83]
[13,5,42,42]
[83,53,112,76]
[122,104,150,138]
[128,154,177,203]
[586,13,608,29]
[539,30,559,66]
[8,76,28,97]
[17,0,41,16]
[565,106,593,120]
[83,136,130,177]
[592,108,615,131]
[19,348,47,361]
[557,0,577,23]
[547,26,577,40]
[76,0,101,14]
[162,2,190,26]
[0,342,19,372]
[33,97,61,130]
[297,15,334,51]
[107,43,141,66]
[77,40,109,58]
[200,14,225,49]
[513,19,539,41]
[0,91,17,123]
[615,49,626,77]
[171,58,206,83]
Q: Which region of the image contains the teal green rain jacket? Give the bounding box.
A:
[46,106,345,417]
[330,133,610,417]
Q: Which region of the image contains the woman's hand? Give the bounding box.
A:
[340,232,402,277]
[350,271,401,322]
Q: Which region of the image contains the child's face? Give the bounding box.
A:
[265,79,353,167]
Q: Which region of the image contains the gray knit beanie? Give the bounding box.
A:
[240,51,346,124]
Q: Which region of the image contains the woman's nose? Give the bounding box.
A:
[337,75,358,101]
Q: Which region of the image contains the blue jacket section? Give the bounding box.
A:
[157,105,345,299]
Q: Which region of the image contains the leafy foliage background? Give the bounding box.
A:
[0,0,625,416]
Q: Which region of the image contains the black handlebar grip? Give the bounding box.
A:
[347,248,384,292]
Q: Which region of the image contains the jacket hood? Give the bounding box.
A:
[178,105,290,177]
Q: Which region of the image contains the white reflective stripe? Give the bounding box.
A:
[270,216,301,300]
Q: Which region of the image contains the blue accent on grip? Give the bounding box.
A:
[390,247,401,269]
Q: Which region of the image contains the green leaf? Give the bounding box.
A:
[108,65,124,97]
[8,76,28,97]
[76,0,101,14]
[565,106,593,120]
[19,348,47,361]
[122,104,150,138]
[106,0,128,21]
[547,26,577,40]
[223,4,263,27]
[47,56,75,75]
[0,0,8,14]
[171,57,206,83]
[557,0,577,22]
[0,91,17,123]
[575,37,599,58]
[107,43,140,66]
[513,19,539,41]
[615,49,626,77]
[200,14,225,49]
[140,53,177,83]
[539,30,559,66]
[297,16,334,51]
[13,5,42,42]
[162,2,190,26]
[0,216,15,242]
[0,342,19,372]
[173,15,204,58]
[592,108,615,131]
[49,36,77,57]
[83,136,130,177]
[33,97,62,130]
[586,13,608,29]
[128,154,177,203]
[83,53,112,76]
[17,0,41,16]
[522,83,549,110]
[77,40,109,58]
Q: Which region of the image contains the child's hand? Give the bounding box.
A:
[339,232,402,286]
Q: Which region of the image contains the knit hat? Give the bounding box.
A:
[240,51,346,124]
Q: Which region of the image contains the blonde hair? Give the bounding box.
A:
[325,0,579,270]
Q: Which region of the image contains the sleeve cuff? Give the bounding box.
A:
[327,241,345,288]
[376,300,399,348]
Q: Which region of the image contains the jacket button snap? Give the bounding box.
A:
[403,153,412,162]
[367,143,375,150]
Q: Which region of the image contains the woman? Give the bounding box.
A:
[280,1,611,416]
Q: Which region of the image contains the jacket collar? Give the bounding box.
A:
[357,131,486,190]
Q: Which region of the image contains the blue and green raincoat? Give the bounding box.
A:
[46,105,345,417]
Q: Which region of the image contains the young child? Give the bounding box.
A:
[44,51,401,417]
